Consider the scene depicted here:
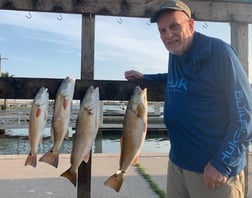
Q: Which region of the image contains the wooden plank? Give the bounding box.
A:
[81,14,95,80]
[230,22,249,198]
[198,0,252,3]
[77,155,92,198]
[1,0,252,23]
[0,77,166,101]
[230,22,249,74]
[77,13,96,198]
[185,0,252,22]
[0,0,161,16]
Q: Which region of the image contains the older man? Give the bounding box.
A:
[125,1,252,197]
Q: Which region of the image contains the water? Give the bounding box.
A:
[0,128,170,155]
[1,128,251,155]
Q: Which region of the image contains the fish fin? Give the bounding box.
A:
[132,155,139,165]
[119,136,124,167]
[136,104,144,117]
[39,151,59,168]
[64,128,69,140]
[63,98,68,110]
[70,135,75,164]
[61,168,77,187]
[44,110,48,122]
[50,127,55,143]
[104,171,125,192]
[36,108,42,117]
[83,152,90,163]
[25,153,37,168]
[39,136,43,144]
[70,148,74,164]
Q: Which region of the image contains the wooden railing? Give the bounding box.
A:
[0,77,166,197]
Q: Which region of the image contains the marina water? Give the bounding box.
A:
[0,128,171,155]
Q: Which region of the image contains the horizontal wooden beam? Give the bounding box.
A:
[0,0,162,17]
[0,0,252,23]
[197,0,252,3]
[187,0,252,23]
[0,77,166,101]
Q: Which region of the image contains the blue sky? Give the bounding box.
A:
[0,10,251,80]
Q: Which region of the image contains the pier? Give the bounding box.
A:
[0,101,166,132]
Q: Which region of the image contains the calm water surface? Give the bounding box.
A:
[1,128,251,155]
[0,128,170,155]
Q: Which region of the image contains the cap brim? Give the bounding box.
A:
[150,7,184,23]
[150,7,183,23]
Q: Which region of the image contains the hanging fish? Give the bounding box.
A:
[104,86,148,192]
[61,86,100,186]
[25,87,49,167]
[39,76,75,168]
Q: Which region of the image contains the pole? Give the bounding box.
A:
[0,54,9,77]
[77,13,95,198]
[230,22,249,198]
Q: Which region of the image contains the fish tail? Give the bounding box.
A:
[24,153,37,168]
[61,168,77,187]
[39,151,59,168]
[104,170,125,192]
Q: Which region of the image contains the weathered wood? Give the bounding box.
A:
[186,0,252,22]
[196,0,252,2]
[1,0,252,23]
[78,13,96,198]
[230,22,249,198]
[81,14,95,80]
[78,155,92,198]
[230,22,249,74]
[0,77,166,101]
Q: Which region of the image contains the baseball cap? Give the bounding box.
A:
[150,0,191,23]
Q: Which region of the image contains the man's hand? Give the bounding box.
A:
[124,70,143,80]
[203,163,227,189]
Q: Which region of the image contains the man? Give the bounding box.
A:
[125,0,252,197]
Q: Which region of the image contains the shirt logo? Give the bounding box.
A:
[221,90,248,163]
[168,79,188,93]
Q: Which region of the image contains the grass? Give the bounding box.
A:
[135,163,166,198]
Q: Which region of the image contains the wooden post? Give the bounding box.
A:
[77,13,95,198]
[230,22,249,74]
[230,22,249,198]
[80,14,95,80]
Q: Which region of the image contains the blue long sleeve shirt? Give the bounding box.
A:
[144,32,252,177]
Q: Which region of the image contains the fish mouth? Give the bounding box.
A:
[134,86,143,94]
[34,87,49,105]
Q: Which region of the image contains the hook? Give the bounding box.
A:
[89,13,93,21]
[117,17,123,24]
[25,12,32,19]
[57,14,63,21]
[203,22,208,28]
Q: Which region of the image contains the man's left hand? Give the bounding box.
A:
[203,163,227,189]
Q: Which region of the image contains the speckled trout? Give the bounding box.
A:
[61,86,100,186]
[39,76,75,168]
[104,86,148,192]
[25,87,49,168]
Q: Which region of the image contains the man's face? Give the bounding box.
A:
[157,10,194,55]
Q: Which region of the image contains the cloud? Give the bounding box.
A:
[95,16,168,73]
[0,10,81,40]
[2,11,249,81]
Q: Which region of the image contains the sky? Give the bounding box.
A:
[0,10,251,81]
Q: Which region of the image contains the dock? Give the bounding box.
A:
[0,101,166,132]
[0,153,251,198]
